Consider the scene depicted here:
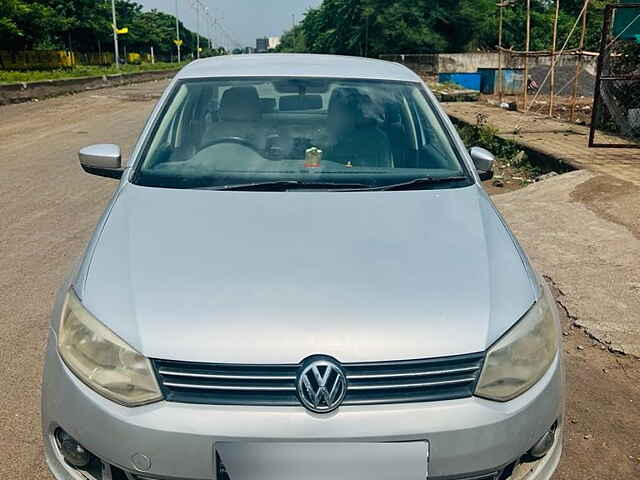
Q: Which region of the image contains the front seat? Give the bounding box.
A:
[203,86,267,150]
[325,88,393,168]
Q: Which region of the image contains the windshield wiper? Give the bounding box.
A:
[374,176,471,191]
[203,180,372,191]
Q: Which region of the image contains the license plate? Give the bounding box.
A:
[215,441,429,480]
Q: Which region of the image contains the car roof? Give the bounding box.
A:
[177,54,422,83]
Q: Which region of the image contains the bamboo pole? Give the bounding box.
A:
[523,0,531,111]
[498,3,504,102]
[570,0,589,122]
[549,0,560,116]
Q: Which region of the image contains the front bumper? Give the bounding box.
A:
[42,332,564,480]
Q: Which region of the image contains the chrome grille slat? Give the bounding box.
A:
[158,369,295,381]
[348,377,477,390]
[346,365,478,380]
[163,382,296,391]
[153,353,484,406]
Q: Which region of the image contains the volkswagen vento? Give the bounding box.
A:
[42,54,564,480]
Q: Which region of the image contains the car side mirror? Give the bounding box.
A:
[79,144,124,179]
[470,146,495,181]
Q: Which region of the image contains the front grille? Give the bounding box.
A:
[153,353,484,406]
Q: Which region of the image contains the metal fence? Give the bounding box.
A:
[589,3,640,148]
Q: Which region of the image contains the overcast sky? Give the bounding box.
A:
[137,0,322,49]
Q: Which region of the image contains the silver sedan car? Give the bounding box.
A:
[42,54,564,480]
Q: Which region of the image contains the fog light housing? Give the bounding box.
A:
[527,422,557,459]
[55,428,93,468]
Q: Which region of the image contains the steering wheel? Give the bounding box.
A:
[200,137,262,155]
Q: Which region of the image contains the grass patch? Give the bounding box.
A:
[455,113,573,182]
[426,80,467,94]
[0,62,185,84]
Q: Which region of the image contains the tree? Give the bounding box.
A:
[277,0,609,57]
[0,0,63,50]
[40,0,112,51]
[1,0,207,60]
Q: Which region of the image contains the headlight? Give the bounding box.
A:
[58,289,163,407]
[475,286,559,402]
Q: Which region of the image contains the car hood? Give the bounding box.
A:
[80,183,535,364]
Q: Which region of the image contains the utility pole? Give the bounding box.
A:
[175,0,181,63]
[364,10,370,57]
[497,2,504,103]
[111,0,119,68]
[570,0,589,122]
[549,0,560,116]
[292,14,297,52]
[206,8,212,50]
[523,0,531,111]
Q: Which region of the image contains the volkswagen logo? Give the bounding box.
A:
[296,357,347,414]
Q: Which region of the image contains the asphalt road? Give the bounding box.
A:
[0,80,638,479]
[0,79,170,480]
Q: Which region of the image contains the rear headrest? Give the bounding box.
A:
[329,87,380,126]
[328,88,362,116]
[219,87,262,122]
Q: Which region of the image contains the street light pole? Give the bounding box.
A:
[175,0,181,63]
[196,2,200,59]
[111,0,119,68]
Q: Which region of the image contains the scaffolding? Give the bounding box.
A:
[589,3,640,147]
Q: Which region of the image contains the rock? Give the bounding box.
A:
[577,345,585,351]
[584,434,593,440]
[492,179,505,188]
[535,172,559,182]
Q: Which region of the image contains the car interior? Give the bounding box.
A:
[142,78,461,178]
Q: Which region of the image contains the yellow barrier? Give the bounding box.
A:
[127,52,142,65]
[0,50,73,70]
[0,50,117,70]
[74,52,115,66]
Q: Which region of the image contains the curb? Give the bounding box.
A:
[0,69,178,106]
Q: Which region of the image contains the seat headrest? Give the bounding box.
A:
[328,88,379,126]
[328,88,362,116]
[219,86,262,122]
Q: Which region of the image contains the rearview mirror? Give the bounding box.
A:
[469,146,495,181]
[79,144,123,179]
[279,95,323,111]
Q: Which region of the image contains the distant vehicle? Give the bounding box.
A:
[42,54,564,480]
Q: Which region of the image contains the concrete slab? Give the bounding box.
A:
[494,170,640,357]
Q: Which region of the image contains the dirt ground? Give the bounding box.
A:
[0,79,638,479]
[493,171,640,478]
[484,93,594,126]
[551,287,640,479]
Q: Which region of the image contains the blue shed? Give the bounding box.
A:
[438,72,482,91]
[478,68,524,95]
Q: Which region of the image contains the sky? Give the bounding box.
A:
[137,0,322,49]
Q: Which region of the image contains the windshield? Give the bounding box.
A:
[133,77,471,190]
